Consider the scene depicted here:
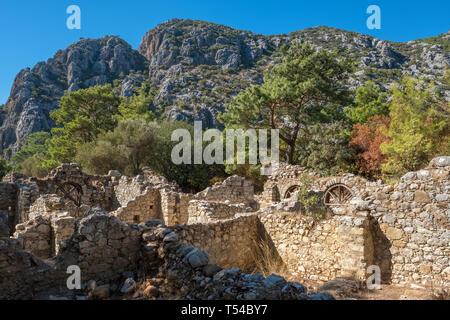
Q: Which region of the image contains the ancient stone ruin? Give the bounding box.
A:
[0,156,449,299]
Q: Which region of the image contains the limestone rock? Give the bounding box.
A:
[120,278,137,294]
[184,248,209,268]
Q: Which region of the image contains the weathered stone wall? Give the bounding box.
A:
[259,212,371,282]
[262,163,373,213]
[160,190,193,226]
[0,213,144,299]
[194,175,255,205]
[360,159,450,287]
[113,188,162,224]
[51,213,76,255]
[0,237,67,300]
[56,213,143,281]
[260,156,450,287]
[14,215,52,259]
[0,182,18,234]
[176,215,260,271]
[187,200,248,224]
[6,164,117,225]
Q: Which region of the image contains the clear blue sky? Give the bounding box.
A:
[0,0,448,105]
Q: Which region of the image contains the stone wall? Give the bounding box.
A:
[113,188,162,224]
[194,175,255,205]
[0,213,325,300]
[6,164,117,225]
[259,212,371,282]
[359,159,450,287]
[51,213,76,255]
[187,200,248,224]
[0,237,66,300]
[175,215,260,271]
[160,190,193,226]
[0,182,17,234]
[259,156,450,287]
[14,215,52,259]
[0,212,143,299]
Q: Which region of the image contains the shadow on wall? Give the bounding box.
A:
[369,218,392,283]
[251,219,288,277]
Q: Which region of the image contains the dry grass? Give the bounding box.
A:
[250,236,290,278]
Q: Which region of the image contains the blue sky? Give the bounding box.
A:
[0,0,448,105]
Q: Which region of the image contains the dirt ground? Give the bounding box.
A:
[299,277,448,300]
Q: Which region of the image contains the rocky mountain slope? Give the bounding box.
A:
[1,19,448,158]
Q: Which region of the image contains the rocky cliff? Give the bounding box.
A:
[0,36,147,157]
[1,19,449,158]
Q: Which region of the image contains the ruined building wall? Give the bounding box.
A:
[113,188,162,224]
[194,175,255,204]
[7,164,117,225]
[13,215,52,259]
[0,213,143,299]
[259,156,450,287]
[175,215,260,271]
[160,190,193,226]
[259,212,371,282]
[0,182,18,234]
[187,200,248,224]
[361,162,449,287]
[13,213,76,259]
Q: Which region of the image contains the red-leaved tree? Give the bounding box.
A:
[349,115,391,179]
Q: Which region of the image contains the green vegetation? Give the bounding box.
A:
[220,43,353,164]
[0,157,11,179]
[380,76,449,179]
[295,121,355,175]
[10,132,51,177]
[297,174,327,220]
[345,81,389,124]
[3,37,449,192]
[116,82,158,121]
[418,34,450,53]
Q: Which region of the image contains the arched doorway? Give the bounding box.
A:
[284,185,302,199]
[323,184,353,209]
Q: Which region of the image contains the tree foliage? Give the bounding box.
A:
[381,77,449,178]
[345,81,389,124]
[10,131,51,177]
[76,119,160,176]
[43,85,122,170]
[295,121,355,175]
[117,82,158,121]
[350,115,390,179]
[0,157,11,179]
[76,120,226,192]
[220,43,353,163]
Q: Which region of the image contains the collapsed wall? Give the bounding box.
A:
[194,175,255,205]
[0,212,143,299]
[176,215,260,271]
[1,211,327,300]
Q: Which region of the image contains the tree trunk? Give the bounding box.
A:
[285,126,300,164]
[286,142,295,164]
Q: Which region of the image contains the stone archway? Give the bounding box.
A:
[284,185,302,199]
[323,183,353,209]
[57,182,83,207]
